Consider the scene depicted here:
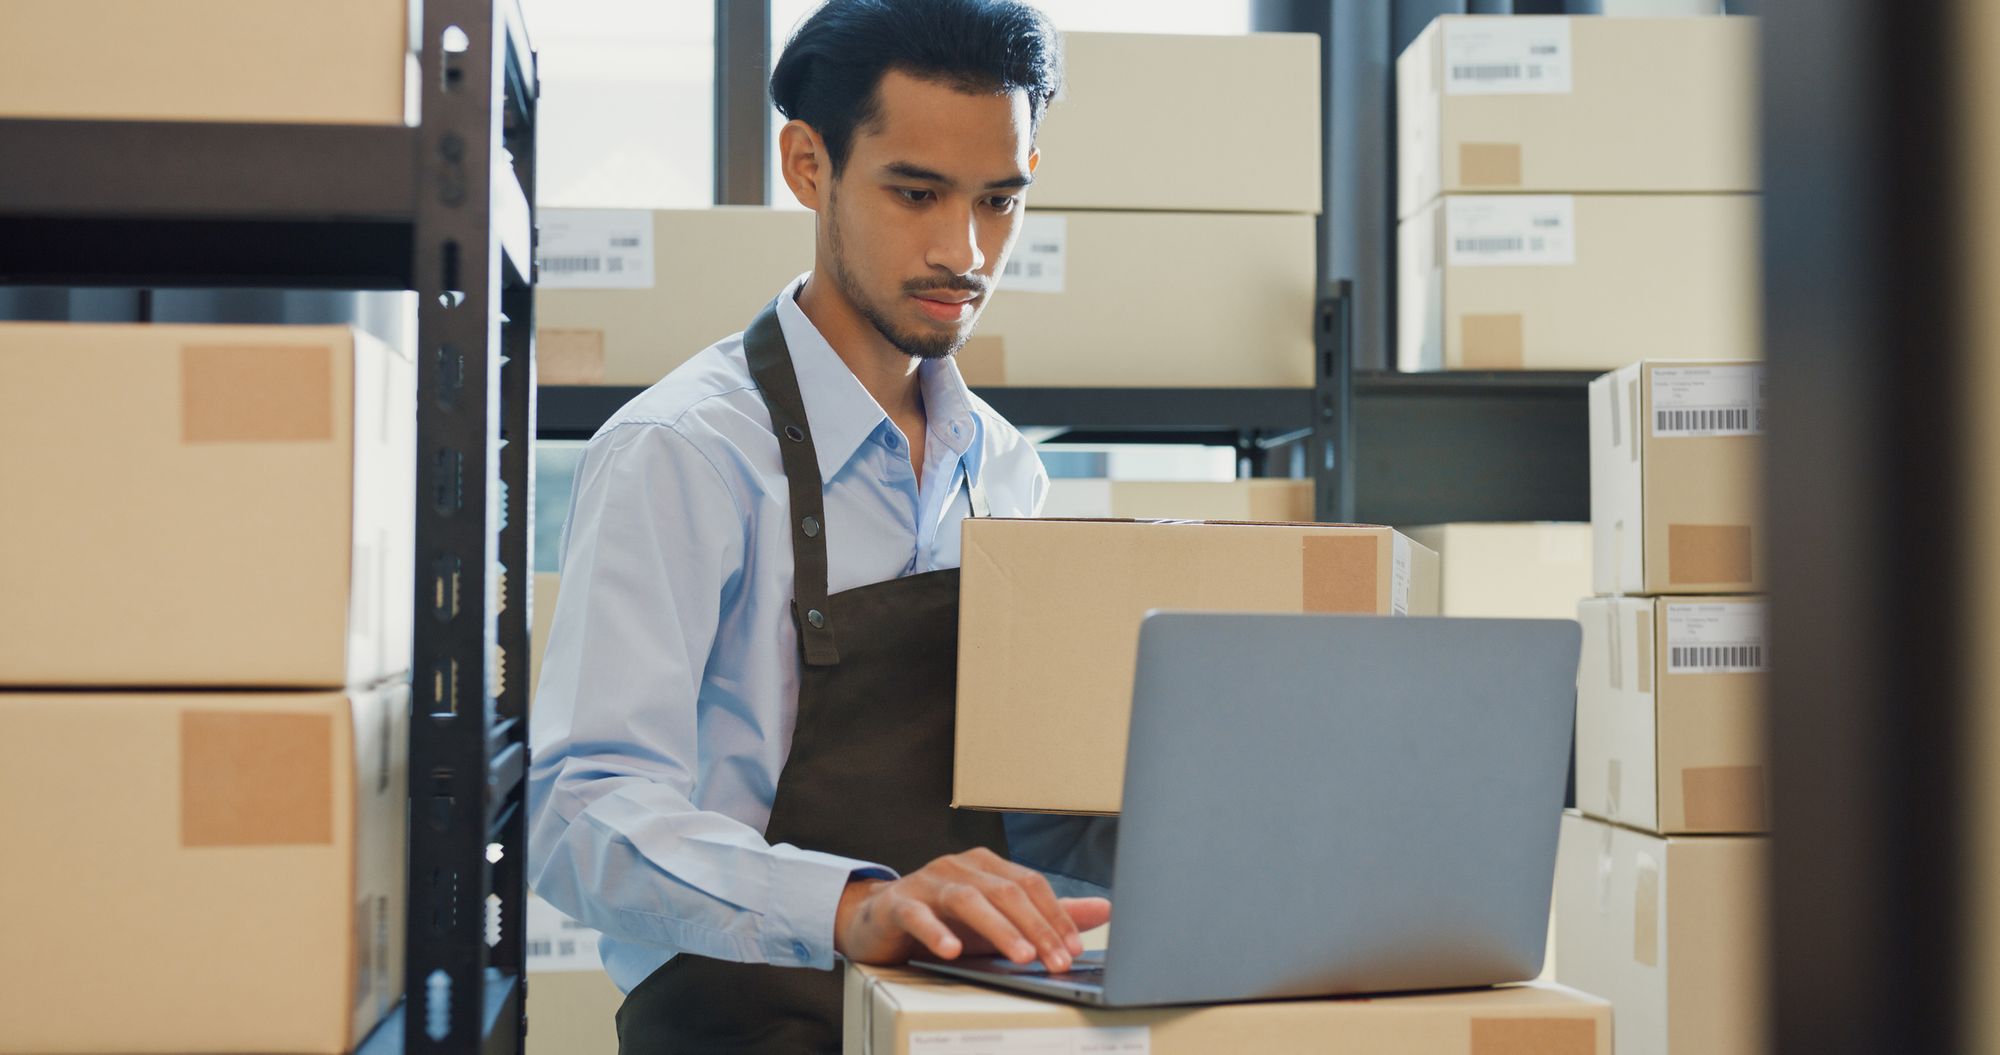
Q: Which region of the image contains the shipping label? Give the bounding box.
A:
[909,1027,1150,1054]
[1002,213,1067,293]
[1443,18,1573,95]
[1445,195,1576,267]
[1666,602,1768,674]
[536,208,656,290]
[1650,364,1766,437]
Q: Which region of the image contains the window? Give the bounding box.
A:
[522,0,714,207]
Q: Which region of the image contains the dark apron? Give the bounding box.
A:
[614,300,1012,1054]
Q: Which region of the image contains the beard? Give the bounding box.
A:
[825,190,985,362]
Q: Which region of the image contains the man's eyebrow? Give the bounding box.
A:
[880,162,1035,192]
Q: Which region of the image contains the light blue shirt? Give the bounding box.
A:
[527,275,1109,994]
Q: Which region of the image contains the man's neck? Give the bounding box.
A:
[796,272,924,419]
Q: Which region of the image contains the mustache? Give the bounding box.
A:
[903,276,990,297]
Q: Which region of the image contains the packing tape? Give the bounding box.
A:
[1606,758,1623,821]
[1628,379,1641,463]
[1667,524,1755,585]
[954,336,1008,386]
[1595,823,1615,913]
[1459,313,1525,369]
[354,895,375,1013]
[1470,1017,1597,1055]
[1608,378,1623,448]
[181,710,335,847]
[1682,765,1770,831]
[1633,852,1661,967]
[537,328,606,385]
[1301,534,1379,613]
[1458,143,1524,188]
[1635,607,1654,694]
[1605,603,1622,692]
[181,343,336,443]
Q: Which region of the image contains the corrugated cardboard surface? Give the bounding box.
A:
[1554,813,1768,1055]
[1404,522,1592,619]
[956,520,1438,813]
[526,969,625,1055]
[844,964,1609,1054]
[0,323,415,687]
[1588,362,1764,595]
[1031,32,1321,213]
[535,208,815,386]
[1576,597,1768,834]
[974,211,1318,387]
[1397,16,1758,217]
[0,0,413,124]
[1044,479,1315,522]
[1398,194,1762,371]
[0,685,408,1054]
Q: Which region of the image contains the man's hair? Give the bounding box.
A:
[770,0,1063,176]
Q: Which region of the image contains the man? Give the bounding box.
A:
[527,2,1110,1050]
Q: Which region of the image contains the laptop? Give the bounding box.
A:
[913,611,1581,1008]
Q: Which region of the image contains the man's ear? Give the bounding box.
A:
[779,120,827,211]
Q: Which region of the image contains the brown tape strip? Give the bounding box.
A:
[1471,1017,1597,1055]
[1605,603,1622,692]
[1682,765,1770,831]
[1628,379,1641,463]
[537,328,607,385]
[1302,534,1380,613]
[955,336,1008,386]
[181,711,335,847]
[1635,608,1654,693]
[1633,853,1661,967]
[1668,524,1755,585]
[181,344,336,443]
[1459,143,1523,187]
[1605,758,1623,820]
[1459,313,1525,369]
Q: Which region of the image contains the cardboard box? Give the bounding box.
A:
[1043,479,1314,522]
[0,0,414,125]
[1404,522,1592,619]
[1555,812,1768,1055]
[968,210,1318,387]
[524,891,623,1055]
[538,209,1317,388]
[1031,32,1321,213]
[956,520,1438,813]
[530,572,562,702]
[0,684,408,1054]
[1589,361,1764,595]
[844,963,1610,1055]
[0,323,415,688]
[535,208,815,387]
[1576,596,1768,834]
[1398,193,1761,370]
[1397,15,1756,217]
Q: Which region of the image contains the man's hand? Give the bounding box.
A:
[833,847,1112,972]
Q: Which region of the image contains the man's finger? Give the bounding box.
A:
[1058,896,1113,934]
[938,882,1036,963]
[974,873,1072,971]
[982,860,1082,956]
[890,898,961,961]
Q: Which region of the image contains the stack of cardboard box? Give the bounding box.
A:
[536,31,1324,389]
[1395,15,1760,371]
[0,323,415,1054]
[1553,359,1770,1055]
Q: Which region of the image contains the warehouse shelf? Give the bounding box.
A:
[0,1,539,1052]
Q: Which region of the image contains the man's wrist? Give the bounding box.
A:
[833,875,891,954]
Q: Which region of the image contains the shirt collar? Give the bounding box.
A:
[773,273,986,489]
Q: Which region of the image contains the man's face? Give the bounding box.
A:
[820,69,1038,361]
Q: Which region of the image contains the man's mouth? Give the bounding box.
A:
[911,291,980,322]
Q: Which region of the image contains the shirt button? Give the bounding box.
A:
[950,424,962,437]
[792,941,810,962]
[884,433,900,451]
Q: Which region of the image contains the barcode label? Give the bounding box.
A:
[909,1026,1151,1053]
[1666,602,1768,674]
[525,892,605,971]
[536,208,655,290]
[1001,214,1066,293]
[1444,19,1572,96]
[1651,365,1765,437]
[1445,195,1576,267]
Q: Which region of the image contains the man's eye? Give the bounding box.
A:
[897,188,934,204]
[988,196,1020,214]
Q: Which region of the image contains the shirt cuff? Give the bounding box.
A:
[760,848,899,970]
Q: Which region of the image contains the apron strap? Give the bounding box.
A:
[743,297,842,668]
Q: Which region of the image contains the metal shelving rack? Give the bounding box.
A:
[0,2,539,1052]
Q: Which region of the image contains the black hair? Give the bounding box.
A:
[769,0,1063,176]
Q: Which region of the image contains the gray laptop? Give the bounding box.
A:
[913,611,1581,1007]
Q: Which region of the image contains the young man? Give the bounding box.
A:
[527,2,1110,1050]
